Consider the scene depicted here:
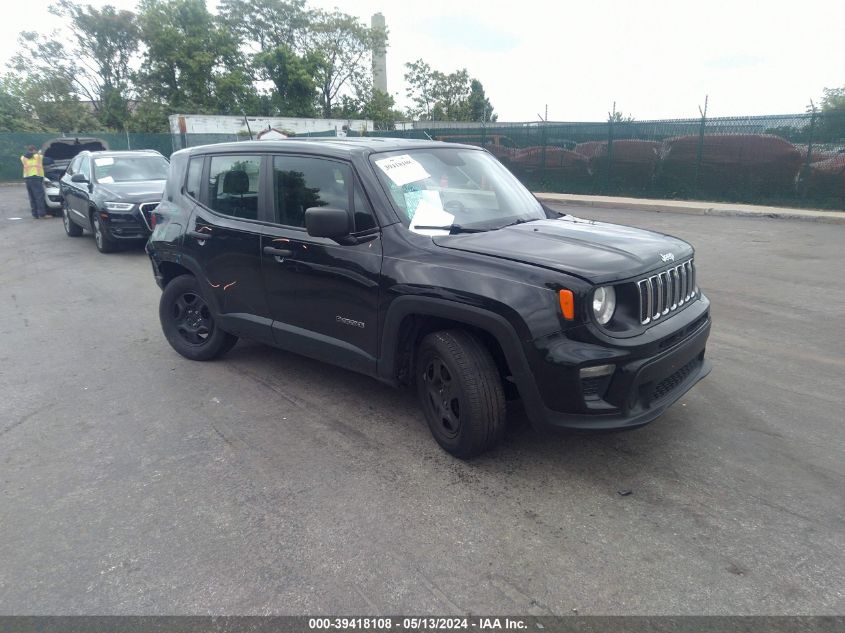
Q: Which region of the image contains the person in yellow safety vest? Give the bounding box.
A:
[21,144,53,219]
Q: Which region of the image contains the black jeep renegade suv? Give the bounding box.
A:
[146,138,711,458]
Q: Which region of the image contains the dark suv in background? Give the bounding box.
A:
[146,139,712,458]
[60,150,169,253]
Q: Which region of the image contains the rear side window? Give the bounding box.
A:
[272,155,350,228]
[207,155,261,220]
[185,157,203,200]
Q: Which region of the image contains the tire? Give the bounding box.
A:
[62,201,82,237]
[416,329,506,458]
[90,210,116,253]
[159,274,238,361]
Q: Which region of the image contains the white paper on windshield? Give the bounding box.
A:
[94,157,114,167]
[98,176,114,184]
[409,190,454,236]
[375,154,430,187]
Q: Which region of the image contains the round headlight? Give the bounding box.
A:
[592,285,616,325]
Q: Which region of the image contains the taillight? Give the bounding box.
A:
[150,212,157,228]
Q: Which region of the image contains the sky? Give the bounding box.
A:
[4,0,843,122]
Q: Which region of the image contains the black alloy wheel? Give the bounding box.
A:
[159,274,238,361]
[416,330,506,459]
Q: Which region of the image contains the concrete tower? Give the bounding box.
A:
[371,12,387,94]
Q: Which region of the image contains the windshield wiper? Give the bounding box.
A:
[413,224,487,234]
[496,217,539,230]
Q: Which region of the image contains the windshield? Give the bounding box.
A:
[93,155,169,184]
[371,148,545,235]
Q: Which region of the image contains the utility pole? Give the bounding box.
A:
[693,95,709,197]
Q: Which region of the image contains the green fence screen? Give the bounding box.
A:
[368,112,845,210]
[0,132,173,182]
[3,113,843,209]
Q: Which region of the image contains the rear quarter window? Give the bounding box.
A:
[185,157,203,200]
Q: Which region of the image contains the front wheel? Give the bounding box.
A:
[159,274,237,361]
[91,211,116,253]
[63,202,82,237]
[416,330,506,459]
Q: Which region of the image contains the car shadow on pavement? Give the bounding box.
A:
[219,338,685,489]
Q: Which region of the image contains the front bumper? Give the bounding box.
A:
[45,187,61,209]
[101,208,153,241]
[521,298,712,432]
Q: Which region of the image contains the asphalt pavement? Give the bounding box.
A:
[0,184,842,615]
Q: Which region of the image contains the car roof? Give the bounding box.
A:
[84,150,164,157]
[181,137,483,159]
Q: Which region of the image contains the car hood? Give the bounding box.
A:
[97,180,166,202]
[432,216,693,283]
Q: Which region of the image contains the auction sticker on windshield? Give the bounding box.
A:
[94,157,115,167]
[375,154,430,186]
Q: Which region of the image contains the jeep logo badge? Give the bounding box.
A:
[660,252,675,262]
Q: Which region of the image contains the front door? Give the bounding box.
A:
[183,152,272,342]
[64,154,92,227]
[260,154,382,376]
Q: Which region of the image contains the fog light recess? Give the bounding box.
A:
[579,364,615,379]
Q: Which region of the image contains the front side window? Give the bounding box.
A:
[371,148,544,235]
[67,155,81,175]
[93,155,169,184]
[272,156,351,228]
[79,157,91,181]
[207,155,261,220]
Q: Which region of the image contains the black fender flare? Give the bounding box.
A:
[377,296,546,424]
[153,251,225,318]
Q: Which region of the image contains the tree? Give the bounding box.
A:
[253,45,319,117]
[608,111,635,123]
[404,59,496,122]
[135,0,254,115]
[0,75,43,132]
[20,74,99,132]
[22,1,141,130]
[329,81,400,128]
[360,89,401,127]
[468,80,496,122]
[304,9,387,118]
[404,59,436,120]
[818,87,845,142]
[218,0,308,54]
[430,69,471,121]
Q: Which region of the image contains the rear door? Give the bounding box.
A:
[260,153,383,375]
[183,152,272,342]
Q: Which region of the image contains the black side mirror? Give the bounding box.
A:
[71,173,87,183]
[305,207,351,240]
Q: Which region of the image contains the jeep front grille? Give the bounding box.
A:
[636,259,696,325]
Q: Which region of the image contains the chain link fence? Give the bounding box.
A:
[369,112,845,209]
[0,132,174,182]
[3,112,843,209]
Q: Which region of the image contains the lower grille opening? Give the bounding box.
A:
[649,357,701,403]
[581,374,613,401]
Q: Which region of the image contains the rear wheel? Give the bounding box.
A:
[91,210,116,253]
[416,330,506,459]
[159,274,237,361]
[62,201,82,237]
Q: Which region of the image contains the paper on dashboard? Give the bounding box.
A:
[409,190,454,236]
